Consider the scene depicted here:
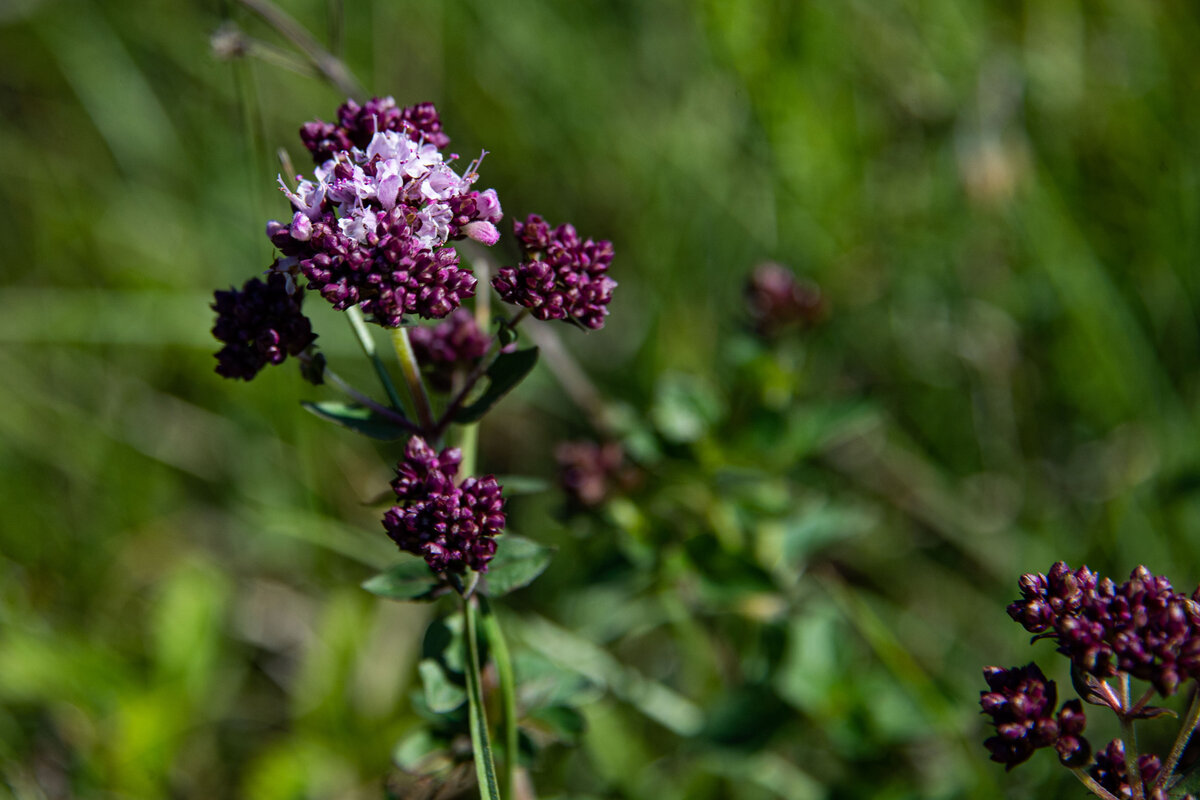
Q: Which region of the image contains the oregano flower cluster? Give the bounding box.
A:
[493,213,616,329]
[982,562,1200,799]
[979,664,1089,769]
[268,99,502,325]
[383,437,505,574]
[1007,563,1200,695]
[212,272,316,380]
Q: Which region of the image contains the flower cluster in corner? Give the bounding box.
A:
[383,437,506,574]
[211,272,316,381]
[981,562,1200,798]
[267,97,502,326]
[493,213,616,329]
[1007,563,1200,695]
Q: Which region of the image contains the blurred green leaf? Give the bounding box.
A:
[526,704,586,745]
[482,535,554,597]
[362,559,443,602]
[301,400,411,440]
[418,658,467,713]
[454,347,539,424]
[650,372,724,443]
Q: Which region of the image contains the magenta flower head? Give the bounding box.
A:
[555,440,629,508]
[744,262,824,336]
[211,272,316,380]
[268,98,503,326]
[382,437,506,575]
[1007,562,1200,695]
[408,308,491,392]
[980,663,1090,770]
[300,97,450,163]
[492,214,616,329]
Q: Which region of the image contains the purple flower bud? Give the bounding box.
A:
[290,211,313,241]
[463,220,500,246]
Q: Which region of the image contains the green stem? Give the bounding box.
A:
[480,596,518,800]
[1157,685,1200,791]
[321,366,417,433]
[390,326,435,434]
[463,593,502,800]
[235,0,365,100]
[1072,767,1123,800]
[1119,675,1145,800]
[346,306,406,411]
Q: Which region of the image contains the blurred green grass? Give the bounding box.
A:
[4,0,1200,797]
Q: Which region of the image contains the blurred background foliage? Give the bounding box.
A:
[3,0,1200,797]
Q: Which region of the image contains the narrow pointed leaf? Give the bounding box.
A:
[362,558,444,602]
[302,400,411,440]
[493,475,550,496]
[454,347,539,424]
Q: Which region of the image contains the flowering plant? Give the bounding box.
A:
[982,562,1200,800]
[212,94,614,799]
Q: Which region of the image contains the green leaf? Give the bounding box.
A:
[362,558,443,602]
[528,705,587,744]
[482,536,554,597]
[418,658,467,712]
[495,317,518,347]
[494,474,550,495]
[650,372,724,443]
[454,347,539,424]
[301,401,411,440]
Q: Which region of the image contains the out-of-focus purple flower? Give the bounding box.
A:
[1006,563,1200,695]
[555,440,631,508]
[980,663,1090,770]
[269,99,502,325]
[492,214,616,330]
[300,97,450,163]
[212,272,316,381]
[408,309,491,392]
[744,262,824,336]
[382,437,506,574]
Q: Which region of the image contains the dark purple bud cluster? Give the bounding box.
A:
[300,97,449,163]
[269,99,503,325]
[382,437,506,574]
[408,309,491,392]
[744,262,824,336]
[555,440,630,508]
[1087,740,1193,800]
[980,664,1090,770]
[493,214,616,330]
[211,272,316,381]
[1008,563,1200,695]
